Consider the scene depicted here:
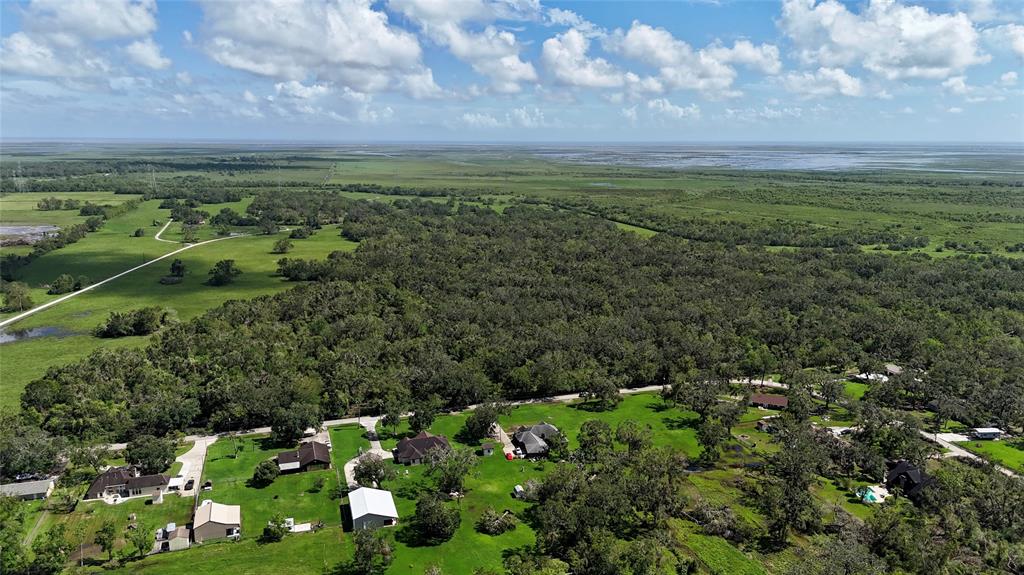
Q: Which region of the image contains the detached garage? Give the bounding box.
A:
[349,487,399,530]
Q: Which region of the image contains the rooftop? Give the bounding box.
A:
[349,487,398,520]
[194,500,241,527]
[0,478,53,497]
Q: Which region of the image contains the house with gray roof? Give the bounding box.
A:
[0,478,54,500]
[394,431,450,465]
[513,422,560,457]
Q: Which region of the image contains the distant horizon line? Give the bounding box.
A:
[2,137,1022,147]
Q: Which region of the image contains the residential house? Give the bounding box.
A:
[885,460,931,500]
[394,431,450,465]
[0,478,54,501]
[277,441,332,473]
[513,422,560,457]
[192,500,241,543]
[349,487,399,530]
[84,466,169,500]
[749,394,789,410]
[971,427,1004,440]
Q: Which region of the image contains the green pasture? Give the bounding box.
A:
[39,496,193,563]
[955,439,1024,473]
[1,192,139,227]
[0,221,357,409]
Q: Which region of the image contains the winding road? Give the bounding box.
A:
[0,221,252,329]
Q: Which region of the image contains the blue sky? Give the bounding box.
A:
[1,0,1022,141]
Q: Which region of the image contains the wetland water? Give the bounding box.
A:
[532,143,1024,174]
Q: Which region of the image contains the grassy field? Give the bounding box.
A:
[955,439,1024,473]
[198,435,341,538]
[675,520,767,575]
[328,424,371,465]
[102,526,352,575]
[377,392,703,459]
[843,381,869,400]
[38,496,194,563]
[0,192,140,227]
[0,217,357,408]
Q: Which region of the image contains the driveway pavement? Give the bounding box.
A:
[175,436,217,497]
[919,430,1017,478]
[341,417,393,488]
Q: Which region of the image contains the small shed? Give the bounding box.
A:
[884,363,903,376]
[158,524,190,552]
[481,443,495,456]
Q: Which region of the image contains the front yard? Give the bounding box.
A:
[199,435,341,538]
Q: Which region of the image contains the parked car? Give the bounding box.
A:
[184,479,195,491]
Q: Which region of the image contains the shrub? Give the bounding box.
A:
[261,514,288,543]
[272,238,293,254]
[95,307,168,338]
[207,259,242,286]
[47,274,75,295]
[252,460,279,487]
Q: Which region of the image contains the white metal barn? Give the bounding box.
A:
[349,487,399,530]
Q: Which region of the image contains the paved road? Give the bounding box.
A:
[153,219,177,244]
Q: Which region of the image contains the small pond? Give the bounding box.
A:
[0,325,77,344]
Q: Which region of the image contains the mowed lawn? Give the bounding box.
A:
[40,496,193,562]
[0,225,357,409]
[956,438,1024,473]
[103,526,354,575]
[199,435,341,538]
[377,392,703,459]
[373,452,539,574]
[328,424,371,466]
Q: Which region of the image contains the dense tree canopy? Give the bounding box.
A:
[18,202,1024,443]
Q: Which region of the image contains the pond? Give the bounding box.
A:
[0,325,78,344]
[0,225,60,245]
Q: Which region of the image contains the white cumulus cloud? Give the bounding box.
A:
[783,67,864,98]
[125,38,170,69]
[779,0,989,80]
[542,28,624,88]
[646,98,700,120]
[199,0,436,97]
[605,21,780,98]
[388,0,538,93]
